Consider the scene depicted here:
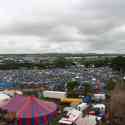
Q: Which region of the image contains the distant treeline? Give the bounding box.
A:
[0,53,125,57]
[80,56,125,73]
[0,56,74,69]
[0,56,125,73]
[0,62,47,69]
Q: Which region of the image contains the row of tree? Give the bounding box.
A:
[111,56,125,73]
[80,56,125,72]
[0,56,74,69]
[0,56,124,71]
[66,77,118,98]
[66,80,94,97]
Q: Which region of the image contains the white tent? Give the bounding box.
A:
[93,104,106,112]
[15,90,23,95]
[59,109,82,125]
[63,107,75,112]
[94,94,106,100]
[43,91,66,99]
[75,115,96,125]
[0,93,10,101]
[77,103,88,112]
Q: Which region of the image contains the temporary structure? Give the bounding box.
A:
[93,94,106,101]
[63,107,75,112]
[2,95,26,121]
[59,109,82,125]
[15,90,23,95]
[61,98,81,105]
[3,90,23,97]
[43,91,66,99]
[2,95,57,125]
[77,103,89,112]
[0,93,10,109]
[2,95,26,112]
[0,100,9,108]
[17,96,57,125]
[75,115,96,125]
[93,104,106,112]
[0,93,10,101]
[0,82,16,89]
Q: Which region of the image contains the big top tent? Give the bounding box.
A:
[2,95,57,125]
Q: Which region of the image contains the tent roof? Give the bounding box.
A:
[0,100,10,108]
[75,115,96,125]
[17,96,57,118]
[0,82,16,89]
[0,93,10,101]
[2,95,57,118]
[2,95,26,112]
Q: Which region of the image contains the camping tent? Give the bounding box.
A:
[2,96,57,125]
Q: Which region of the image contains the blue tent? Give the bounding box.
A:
[0,82,16,89]
[83,96,92,104]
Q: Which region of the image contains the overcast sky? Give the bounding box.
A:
[0,0,125,54]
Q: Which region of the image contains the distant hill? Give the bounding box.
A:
[0,53,125,57]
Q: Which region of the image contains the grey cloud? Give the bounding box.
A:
[0,0,125,53]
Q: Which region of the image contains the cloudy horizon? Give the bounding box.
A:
[0,0,125,54]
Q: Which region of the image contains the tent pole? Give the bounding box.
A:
[15,113,18,125]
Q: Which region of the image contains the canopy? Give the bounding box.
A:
[75,115,96,125]
[0,100,9,108]
[93,104,105,111]
[3,96,57,125]
[59,109,82,125]
[0,93,10,108]
[3,90,23,96]
[0,93,10,101]
[2,95,26,112]
[0,82,16,89]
